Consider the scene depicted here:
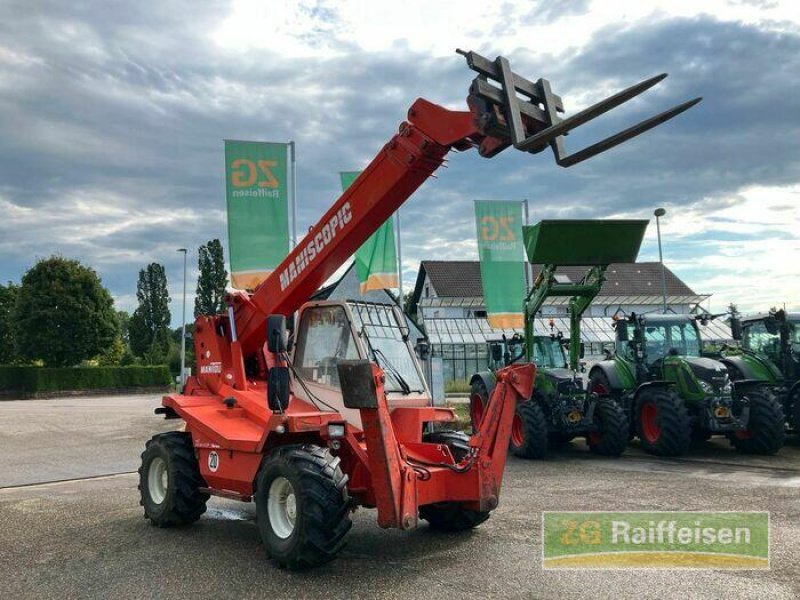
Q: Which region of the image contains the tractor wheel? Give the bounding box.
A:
[788,387,800,432]
[729,391,785,455]
[255,444,352,569]
[419,430,490,531]
[587,398,629,457]
[510,401,549,459]
[139,431,209,527]
[589,370,612,396]
[469,379,489,433]
[635,387,691,457]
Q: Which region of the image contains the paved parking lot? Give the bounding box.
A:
[1,394,799,599]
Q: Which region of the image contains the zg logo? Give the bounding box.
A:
[230,159,279,188]
[480,215,516,241]
[559,519,602,545]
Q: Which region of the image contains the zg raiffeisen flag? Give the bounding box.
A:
[474,200,527,329]
[340,171,399,293]
[225,140,290,290]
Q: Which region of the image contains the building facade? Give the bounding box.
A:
[410,260,732,384]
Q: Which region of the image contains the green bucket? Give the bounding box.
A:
[523,219,649,265]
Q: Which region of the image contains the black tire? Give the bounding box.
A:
[587,398,629,457]
[419,430,490,531]
[469,379,489,434]
[255,444,352,569]
[788,387,800,433]
[635,387,691,457]
[423,430,470,462]
[729,391,785,455]
[510,400,549,459]
[589,369,613,396]
[139,431,209,527]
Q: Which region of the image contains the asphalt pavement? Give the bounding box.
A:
[1,394,798,599]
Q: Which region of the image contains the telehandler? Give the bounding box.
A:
[139,50,700,568]
[470,220,647,458]
[725,309,800,432]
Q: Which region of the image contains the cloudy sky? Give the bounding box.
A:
[1,0,798,324]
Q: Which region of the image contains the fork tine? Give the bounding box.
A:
[518,73,669,152]
[556,97,703,167]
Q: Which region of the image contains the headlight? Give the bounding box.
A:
[699,380,714,393]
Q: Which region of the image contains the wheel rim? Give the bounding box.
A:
[470,394,485,428]
[148,456,168,505]
[268,476,297,539]
[735,429,754,440]
[641,402,661,444]
[592,381,609,395]
[511,413,525,448]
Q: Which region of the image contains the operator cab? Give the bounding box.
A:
[737,311,800,362]
[617,313,702,366]
[290,300,430,428]
[530,335,568,370]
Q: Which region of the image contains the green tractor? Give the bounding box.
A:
[724,309,800,433]
[589,313,785,456]
[469,219,649,459]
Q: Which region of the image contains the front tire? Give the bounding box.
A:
[730,391,785,455]
[635,387,691,457]
[139,431,209,527]
[255,445,352,569]
[419,430,490,531]
[587,398,629,457]
[510,400,549,459]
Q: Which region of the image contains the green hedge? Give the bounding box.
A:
[0,365,171,394]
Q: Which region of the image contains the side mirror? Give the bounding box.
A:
[616,320,629,342]
[579,342,586,359]
[415,339,430,360]
[730,317,742,341]
[267,365,290,412]
[267,314,287,353]
[764,317,779,335]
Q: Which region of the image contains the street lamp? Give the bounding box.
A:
[653,208,667,313]
[177,248,188,390]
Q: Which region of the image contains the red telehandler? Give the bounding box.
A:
[139,50,700,568]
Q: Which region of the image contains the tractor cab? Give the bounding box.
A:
[291,300,431,428]
[530,334,569,370]
[486,334,526,371]
[734,310,800,375]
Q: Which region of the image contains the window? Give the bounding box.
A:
[643,320,701,362]
[294,305,360,388]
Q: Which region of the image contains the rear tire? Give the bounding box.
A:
[510,401,549,459]
[139,431,209,527]
[469,379,489,434]
[255,444,352,569]
[419,430,490,531]
[635,387,691,457]
[587,398,628,457]
[730,391,785,455]
[589,369,613,396]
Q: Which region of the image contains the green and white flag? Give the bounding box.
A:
[340,171,399,294]
[224,140,290,290]
[474,200,527,329]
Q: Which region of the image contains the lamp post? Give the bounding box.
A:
[177,248,188,390]
[654,208,667,313]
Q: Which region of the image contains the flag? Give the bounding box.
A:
[224,140,290,289]
[340,171,399,293]
[474,200,527,328]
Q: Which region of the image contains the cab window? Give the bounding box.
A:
[293,306,360,388]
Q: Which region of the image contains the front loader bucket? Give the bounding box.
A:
[458,49,701,166]
[523,219,648,265]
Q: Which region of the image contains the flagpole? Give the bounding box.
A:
[289,141,297,248]
[523,199,532,293]
[395,210,403,302]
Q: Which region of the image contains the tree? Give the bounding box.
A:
[0,282,19,363]
[129,263,171,361]
[13,257,118,367]
[194,239,228,317]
